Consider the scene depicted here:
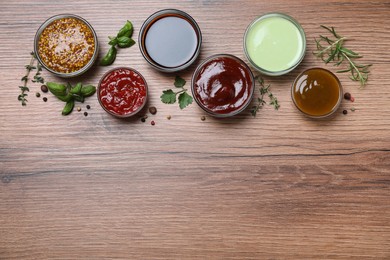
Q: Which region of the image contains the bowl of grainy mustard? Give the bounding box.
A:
[34,14,98,78]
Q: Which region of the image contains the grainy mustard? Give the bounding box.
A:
[38,17,95,74]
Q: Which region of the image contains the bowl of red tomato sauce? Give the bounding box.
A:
[98,67,148,118]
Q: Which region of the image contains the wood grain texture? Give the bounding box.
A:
[1,0,389,259]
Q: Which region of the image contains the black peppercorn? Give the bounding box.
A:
[36,92,41,98]
[84,112,88,116]
[149,106,157,115]
[43,97,47,102]
[344,92,351,100]
[41,85,48,93]
[141,118,146,123]
[342,109,348,115]
[151,120,155,126]
[86,105,91,109]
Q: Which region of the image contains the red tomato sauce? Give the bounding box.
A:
[98,68,147,117]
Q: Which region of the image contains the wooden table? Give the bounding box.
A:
[1,0,389,259]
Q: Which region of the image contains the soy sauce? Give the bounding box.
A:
[144,15,199,68]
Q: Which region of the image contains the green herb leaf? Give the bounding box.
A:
[62,99,75,116]
[25,65,36,71]
[161,76,193,109]
[47,82,67,97]
[251,76,280,117]
[178,91,193,109]
[70,82,82,95]
[103,20,135,66]
[18,52,38,106]
[46,81,96,114]
[174,76,186,88]
[73,95,84,103]
[314,25,372,88]
[80,85,96,97]
[19,86,29,92]
[100,46,117,66]
[55,93,73,102]
[160,89,177,104]
[108,36,118,46]
[117,20,134,38]
[117,36,135,48]
[269,94,280,110]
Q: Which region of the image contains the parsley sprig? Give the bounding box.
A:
[160,76,193,109]
[250,76,279,117]
[314,25,372,88]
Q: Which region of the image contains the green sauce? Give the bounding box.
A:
[245,14,305,74]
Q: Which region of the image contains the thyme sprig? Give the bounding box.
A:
[18,52,45,106]
[314,25,372,88]
[32,62,44,83]
[250,76,279,117]
[18,52,35,106]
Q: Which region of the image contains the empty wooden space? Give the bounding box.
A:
[0,1,389,259]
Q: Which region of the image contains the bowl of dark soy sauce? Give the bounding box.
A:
[139,9,202,72]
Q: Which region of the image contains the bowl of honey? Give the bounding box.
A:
[291,68,343,118]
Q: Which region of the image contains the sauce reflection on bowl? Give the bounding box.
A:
[139,9,202,72]
[192,54,255,117]
[292,68,343,118]
[98,67,148,118]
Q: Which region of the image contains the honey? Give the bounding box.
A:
[292,68,342,117]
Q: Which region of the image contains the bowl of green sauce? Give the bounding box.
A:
[244,13,306,76]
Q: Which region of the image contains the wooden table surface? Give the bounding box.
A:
[1,0,389,259]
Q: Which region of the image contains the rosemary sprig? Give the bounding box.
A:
[18,52,45,106]
[314,25,372,88]
[250,76,280,117]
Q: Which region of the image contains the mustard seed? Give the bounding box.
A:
[38,17,95,73]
